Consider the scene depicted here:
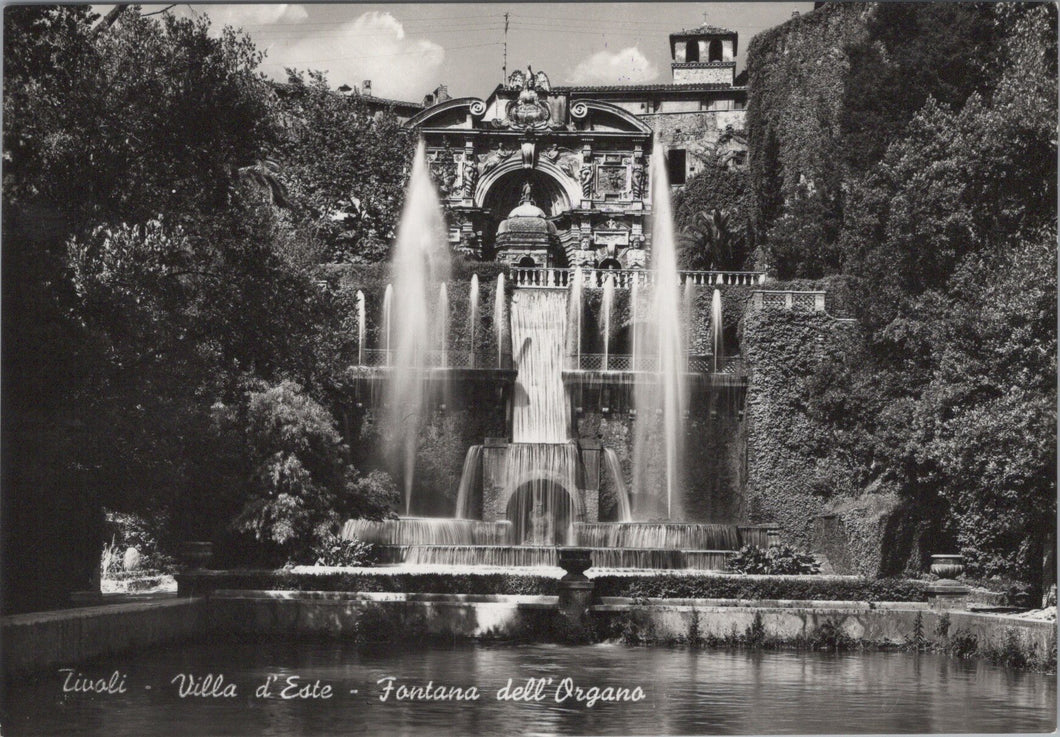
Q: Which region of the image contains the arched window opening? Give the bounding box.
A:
[708,39,723,62]
[685,41,700,63]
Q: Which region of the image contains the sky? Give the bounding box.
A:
[156,3,815,102]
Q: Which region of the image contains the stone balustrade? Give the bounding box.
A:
[751,290,827,311]
[571,353,743,375]
[509,267,766,289]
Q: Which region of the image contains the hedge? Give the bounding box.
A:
[189,569,928,602]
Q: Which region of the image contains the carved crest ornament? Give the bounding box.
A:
[504,66,553,131]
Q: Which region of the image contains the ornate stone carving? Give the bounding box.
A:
[480,142,514,174]
[520,141,535,169]
[505,65,552,131]
[596,166,627,196]
[462,158,479,198]
[631,166,647,199]
[579,165,594,199]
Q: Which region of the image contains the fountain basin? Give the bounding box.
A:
[372,544,734,570]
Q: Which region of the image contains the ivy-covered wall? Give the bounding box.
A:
[745,4,872,277]
[741,308,858,546]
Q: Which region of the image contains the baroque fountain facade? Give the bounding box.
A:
[341,68,778,570]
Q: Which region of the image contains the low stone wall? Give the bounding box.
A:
[2,597,205,678]
[5,591,1053,676]
[208,590,554,639]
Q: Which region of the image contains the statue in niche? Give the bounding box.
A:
[519,180,535,206]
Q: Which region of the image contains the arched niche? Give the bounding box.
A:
[476,159,582,217]
[505,477,580,545]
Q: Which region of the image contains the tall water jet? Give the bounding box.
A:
[356,289,366,366]
[468,274,479,368]
[684,279,696,373]
[494,273,507,368]
[568,267,584,369]
[385,140,451,514]
[711,288,724,373]
[630,277,639,370]
[437,282,449,368]
[631,136,687,520]
[382,283,393,364]
[601,273,615,371]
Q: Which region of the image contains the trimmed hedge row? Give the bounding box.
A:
[193,569,928,602]
[592,574,926,602]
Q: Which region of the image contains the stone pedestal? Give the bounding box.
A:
[926,579,970,611]
[557,548,595,631]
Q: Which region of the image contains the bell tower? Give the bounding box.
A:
[669,24,738,85]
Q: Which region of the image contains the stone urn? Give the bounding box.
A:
[178,541,214,570]
[929,554,965,579]
[557,547,593,582]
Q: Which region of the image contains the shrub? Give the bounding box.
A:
[727,545,822,575]
[231,381,397,563]
[309,533,379,567]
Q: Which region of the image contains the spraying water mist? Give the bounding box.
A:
[356,290,366,366]
[382,284,393,363]
[385,140,451,514]
[631,136,687,520]
[468,274,479,368]
[711,288,724,373]
[494,273,507,368]
[601,273,615,371]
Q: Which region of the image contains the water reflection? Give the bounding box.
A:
[3,640,1055,736]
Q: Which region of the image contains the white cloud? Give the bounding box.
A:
[259,11,444,101]
[567,47,658,85]
[206,5,309,28]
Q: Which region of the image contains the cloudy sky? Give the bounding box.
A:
[162,3,813,101]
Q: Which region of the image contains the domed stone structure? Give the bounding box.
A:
[493,181,563,267]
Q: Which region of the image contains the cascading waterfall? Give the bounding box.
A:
[468,274,479,368]
[502,443,579,546]
[575,522,739,550]
[385,140,451,514]
[711,288,724,373]
[631,136,687,520]
[511,290,570,443]
[382,283,393,364]
[356,289,366,366]
[601,273,615,371]
[343,517,509,546]
[603,448,632,522]
[494,273,507,368]
[454,445,483,519]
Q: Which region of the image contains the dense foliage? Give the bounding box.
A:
[745,3,1057,585]
[673,162,753,270]
[1,7,408,610]
[727,545,822,575]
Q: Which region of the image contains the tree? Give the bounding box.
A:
[673,161,752,270]
[274,70,412,264]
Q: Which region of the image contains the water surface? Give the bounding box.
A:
[3,639,1055,736]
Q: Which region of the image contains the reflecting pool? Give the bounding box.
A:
[3,639,1055,736]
